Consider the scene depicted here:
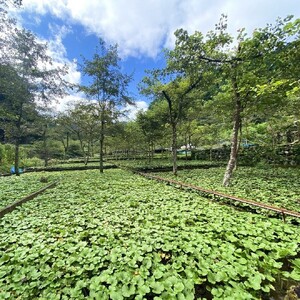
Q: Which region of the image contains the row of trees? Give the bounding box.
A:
[138,15,300,185]
[1,1,299,186]
[0,1,133,174]
[0,0,69,174]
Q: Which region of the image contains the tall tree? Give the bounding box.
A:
[0,1,18,64]
[0,27,69,175]
[171,15,300,185]
[53,114,72,160]
[140,58,202,175]
[177,106,202,158]
[106,121,145,159]
[60,101,100,164]
[136,103,166,161]
[161,79,201,175]
[170,16,243,185]
[32,116,65,166]
[79,38,133,173]
[0,64,33,173]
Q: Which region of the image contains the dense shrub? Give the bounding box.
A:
[0,144,28,173]
[192,144,300,166]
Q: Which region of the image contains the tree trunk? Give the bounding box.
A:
[61,132,69,161]
[147,140,151,163]
[43,128,48,167]
[148,144,151,161]
[91,140,94,157]
[171,122,178,176]
[14,139,20,176]
[185,135,188,160]
[223,75,242,187]
[296,119,300,142]
[161,90,178,176]
[79,138,88,166]
[151,141,154,160]
[66,132,69,154]
[84,154,89,166]
[14,109,23,176]
[99,120,104,173]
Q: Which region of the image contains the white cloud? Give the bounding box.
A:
[45,24,81,86]
[10,0,300,113]
[36,25,81,112]
[49,93,86,113]
[121,100,149,120]
[20,0,300,58]
[50,97,148,118]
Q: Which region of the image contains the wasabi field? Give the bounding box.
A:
[0,164,299,299]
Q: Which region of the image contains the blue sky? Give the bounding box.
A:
[9,0,300,116]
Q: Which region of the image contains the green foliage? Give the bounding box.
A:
[0,169,299,299]
[0,171,58,208]
[152,165,300,213]
[0,143,31,173]
[1,15,299,175]
[0,14,69,174]
[79,38,132,105]
[106,121,146,155]
[59,102,100,160]
[22,157,43,168]
[113,158,218,171]
[0,143,14,164]
[167,15,300,185]
[32,140,65,161]
[136,104,167,151]
[238,144,300,166]
[192,147,230,161]
[66,142,83,158]
[79,38,133,172]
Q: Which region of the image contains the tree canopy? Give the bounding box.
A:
[79,38,133,172]
[0,13,299,183]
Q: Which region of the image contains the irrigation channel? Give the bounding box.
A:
[136,171,300,220]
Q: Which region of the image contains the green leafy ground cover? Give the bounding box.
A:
[47,160,116,168]
[151,166,300,214]
[0,172,59,209]
[0,169,299,299]
[26,161,116,170]
[112,159,221,171]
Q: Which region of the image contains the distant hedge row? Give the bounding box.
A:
[191,144,300,166]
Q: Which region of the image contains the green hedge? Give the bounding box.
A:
[192,144,300,166]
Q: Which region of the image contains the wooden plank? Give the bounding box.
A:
[138,172,300,219]
[0,181,58,218]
